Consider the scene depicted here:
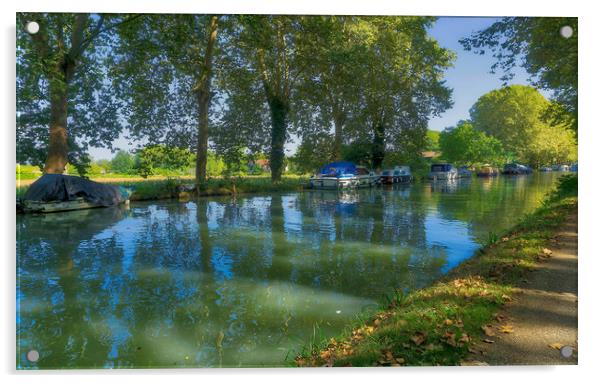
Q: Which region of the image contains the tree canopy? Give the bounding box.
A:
[460,17,577,131]
[439,121,507,166]
[470,85,576,167]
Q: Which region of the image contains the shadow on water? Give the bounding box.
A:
[16,173,559,368]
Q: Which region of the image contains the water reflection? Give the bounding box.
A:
[16,174,558,368]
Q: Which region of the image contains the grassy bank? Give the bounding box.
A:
[17,175,308,202]
[294,174,577,367]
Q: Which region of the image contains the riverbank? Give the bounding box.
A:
[16,175,308,202]
[294,174,577,367]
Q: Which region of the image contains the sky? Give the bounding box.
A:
[89,16,541,161]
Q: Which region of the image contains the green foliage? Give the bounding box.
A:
[135,145,195,178]
[16,164,42,180]
[110,150,135,174]
[460,17,578,131]
[426,130,441,151]
[16,13,132,171]
[470,85,577,167]
[439,121,507,166]
[291,133,335,174]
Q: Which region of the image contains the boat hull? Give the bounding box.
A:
[21,197,128,214]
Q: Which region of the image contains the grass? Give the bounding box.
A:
[294,174,577,367]
[16,175,308,202]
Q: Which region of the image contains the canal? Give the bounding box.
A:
[16,173,559,368]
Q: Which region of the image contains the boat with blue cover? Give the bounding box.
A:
[309,161,378,189]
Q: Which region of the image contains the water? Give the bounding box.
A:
[16,173,559,369]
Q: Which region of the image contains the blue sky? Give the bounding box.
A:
[90,16,540,160]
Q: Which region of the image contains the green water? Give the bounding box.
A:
[16,173,559,369]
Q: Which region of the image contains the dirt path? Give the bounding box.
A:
[478,211,578,365]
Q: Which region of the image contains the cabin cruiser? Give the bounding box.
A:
[380,166,412,184]
[458,165,472,178]
[428,163,458,180]
[570,163,578,172]
[476,165,499,177]
[539,166,553,172]
[502,163,532,175]
[553,164,570,172]
[309,161,378,189]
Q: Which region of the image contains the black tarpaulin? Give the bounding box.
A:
[23,174,125,206]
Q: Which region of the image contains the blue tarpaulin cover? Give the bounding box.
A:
[319,161,357,177]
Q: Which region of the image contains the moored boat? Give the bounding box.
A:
[380,166,412,184]
[502,163,531,175]
[458,165,473,178]
[309,161,377,189]
[428,163,458,180]
[476,165,499,177]
[19,174,131,214]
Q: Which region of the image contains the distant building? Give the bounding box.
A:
[421,151,441,160]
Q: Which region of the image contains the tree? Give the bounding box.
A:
[470,85,576,167]
[111,14,220,187]
[292,16,367,161]
[439,121,507,166]
[219,15,306,182]
[17,13,139,175]
[110,150,134,174]
[426,130,441,151]
[460,17,578,131]
[344,17,454,169]
[134,145,194,178]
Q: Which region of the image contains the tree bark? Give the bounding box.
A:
[194,15,219,189]
[195,90,210,186]
[372,121,386,170]
[267,96,289,182]
[333,111,345,161]
[44,82,69,173]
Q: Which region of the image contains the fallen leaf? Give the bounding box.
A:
[443,319,453,326]
[498,325,514,334]
[548,343,563,350]
[459,333,470,343]
[482,339,495,344]
[542,248,553,256]
[411,331,427,346]
[395,357,405,364]
[481,325,495,337]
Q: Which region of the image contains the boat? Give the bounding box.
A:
[539,166,553,172]
[476,165,499,177]
[397,166,412,183]
[19,174,131,214]
[554,164,570,172]
[502,163,531,175]
[428,163,458,180]
[570,163,578,172]
[458,165,473,178]
[309,161,377,189]
[380,166,412,184]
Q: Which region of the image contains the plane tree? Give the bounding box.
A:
[16,13,139,174]
[109,14,220,187]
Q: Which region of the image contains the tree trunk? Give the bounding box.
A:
[195,90,210,187]
[268,96,289,182]
[333,112,345,161]
[194,15,219,189]
[43,82,69,174]
[372,121,385,170]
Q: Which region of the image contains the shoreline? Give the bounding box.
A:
[293,174,577,367]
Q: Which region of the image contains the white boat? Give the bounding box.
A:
[309,161,377,189]
[380,166,412,184]
[429,163,458,180]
